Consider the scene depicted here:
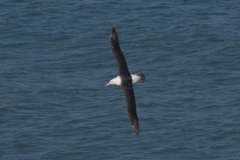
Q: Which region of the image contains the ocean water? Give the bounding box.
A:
[1,0,240,159]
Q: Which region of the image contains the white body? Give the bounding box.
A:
[106,74,142,86]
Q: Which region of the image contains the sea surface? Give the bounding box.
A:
[1,0,240,160]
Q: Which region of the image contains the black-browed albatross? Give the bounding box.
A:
[106,27,145,135]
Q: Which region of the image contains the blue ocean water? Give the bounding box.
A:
[1,0,240,159]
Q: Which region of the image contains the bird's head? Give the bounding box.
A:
[105,77,121,86]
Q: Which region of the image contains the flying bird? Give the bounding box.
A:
[106,27,145,135]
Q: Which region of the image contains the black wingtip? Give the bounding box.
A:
[111,27,117,37]
[110,27,119,47]
[132,120,139,135]
[112,27,115,32]
[129,114,139,135]
[111,27,116,37]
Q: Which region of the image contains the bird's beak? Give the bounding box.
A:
[105,83,110,87]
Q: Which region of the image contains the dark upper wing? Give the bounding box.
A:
[110,27,130,77]
[122,82,139,135]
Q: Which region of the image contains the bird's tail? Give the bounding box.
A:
[137,72,145,82]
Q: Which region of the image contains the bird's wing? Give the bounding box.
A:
[110,27,130,77]
[122,82,139,135]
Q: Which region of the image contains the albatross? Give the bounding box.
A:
[106,27,145,135]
